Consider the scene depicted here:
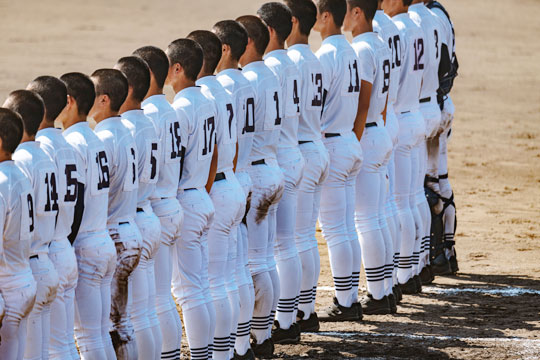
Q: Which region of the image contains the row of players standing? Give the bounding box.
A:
[0,0,458,359]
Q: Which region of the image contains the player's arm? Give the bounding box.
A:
[233,142,238,172]
[205,143,218,193]
[353,80,372,142]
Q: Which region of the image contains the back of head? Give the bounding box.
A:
[3,90,45,137]
[347,0,378,20]
[115,56,151,102]
[133,46,170,90]
[212,20,249,62]
[404,0,413,6]
[60,72,96,116]
[257,2,293,44]
[0,108,24,154]
[235,15,270,56]
[27,76,67,123]
[284,0,318,36]
[187,30,223,75]
[91,69,129,112]
[318,0,347,27]
[166,38,204,82]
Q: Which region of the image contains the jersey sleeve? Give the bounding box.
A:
[356,43,377,85]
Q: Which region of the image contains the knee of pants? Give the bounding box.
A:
[131,299,151,332]
[31,263,60,309]
[274,237,299,262]
[439,179,453,198]
[113,241,143,280]
[248,252,268,277]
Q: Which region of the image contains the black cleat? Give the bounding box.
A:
[420,266,433,285]
[317,297,360,322]
[271,320,300,345]
[251,338,274,358]
[431,253,452,275]
[360,294,391,315]
[388,294,398,314]
[297,311,320,332]
[414,275,423,293]
[233,348,256,360]
[352,301,364,321]
[393,286,403,304]
[449,250,459,274]
[400,277,418,295]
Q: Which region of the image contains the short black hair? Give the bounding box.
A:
[166,39,204,82]
[116,56,151,102]
[235,15,270,56]
[91,69,129,112]
[403,0,413,6]
[60,72,96,116]
[27,76,67,122]
[257,2,293,44]
[187,30,223,75]
[318,0,347,27]
[212,20,249,62]
[0,108,24,154]
[284,0,318,36]
[3,90,44,137]
[132,46,170,90]
[347,0,378,20]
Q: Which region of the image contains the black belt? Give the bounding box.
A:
[324,133,340,138]
[420,97,431,104]
[439,173,449,180]
[137,208,144,213]
[184,188,196,191]
[400,111,410,115]
[214,172,226,181]
[30,255,38,260]
[119,222,129,225]
[299,140,312,145]
[365,122,377,128]
[252,159,265,166]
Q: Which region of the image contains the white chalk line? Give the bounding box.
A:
[316,285,540,296]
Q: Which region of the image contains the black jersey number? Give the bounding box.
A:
[312,73,323,107]
[292,79,300,113]
[243,97,255,134]
[273,91,282,126]
[226,103,234,139]
[150,143,158,180]
[96,151,110,190]
[414,38,425,71]
[27,193,35,232]
[348,60,360,93]
[434,30,439,59]
[382,59,391,94]
[169,121,182,160]
[64,164,78,202]
[44,172,59,212]
[389,35,401,69]
[202,116,216,156]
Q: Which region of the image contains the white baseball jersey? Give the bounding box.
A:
[63,122,110,234]
[121,110,160,208]
[351,32,392,125]
[36,128,81,242]
[374,10,402,109]
[391,13,425,113]
[242,61,283,162]
[429,5,455,61]
[94,117,139,224]
[0,160,34,279]
[142,94,184,200]
[196,75,237,174]
[264,49,301,149]
[287,44,324,142]
[315,34,361,135]
[216,68,256,172]
[13,141,58,256]
[409,3,443,99]
[172,86,217,190]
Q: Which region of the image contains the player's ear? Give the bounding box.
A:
[222,44,230,55]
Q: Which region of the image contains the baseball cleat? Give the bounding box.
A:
[388,294,398,314]
[233,348,256,360]
[431,253,452,275]
[420,266,434,285]
[449,250,459,274]
[271,320,300,345]
[360,294,391,315]
[414,275,423,293]
[297,311,321,332]
[400,278,418,295]
[317,297,360,322]
[251,338,274,358]
[393,286,403,304]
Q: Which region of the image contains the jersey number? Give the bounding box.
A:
[414,38,425,71]
[27,193,35,232]
[150,143,158,180]
[226,103,234,139]
[348,60,360,93]
[312,73,323,107]
[44,172,59,212]
[202,116,216,156]
[169,121,182,160]
[434,30,439,59]
[273,91,282,126]
[96,151,110,190]
[389,35,401,69]
[243,97,255,134]
[382,59,391,94]
[292,79,300,113]
[64,164,78,202]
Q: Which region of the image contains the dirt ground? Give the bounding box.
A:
[1,0,539,358]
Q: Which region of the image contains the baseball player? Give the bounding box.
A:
[188,30,245,360]
[134,45,184,360]
[373,0,404,305]
[382,0,426,294]
[0,108,37,360]
[283,0,329,332]
[212,19,257,360]
[28,76,81,359]
[5,90,61,360]
[60,72,117,360]
[235,15,285,356]
[344,0,395,314]
[409,0,444,284]
[91,68,142,360]
[116,56,163,360]
[312,0,363,322]
[257,2,304,344]
[166,38,218,360]
[427,0,458,274]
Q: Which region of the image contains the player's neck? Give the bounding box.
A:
[63,113,86,130]
[0,151,11,162]
[216,55,239,73]
[20,132,35,144]
[319,25,341,40]
[287,31,309,46]
[198,71,214,80]
[94,110,118,124]
[144,82,163,99]
[38,119,55,131]
[119,97,141,114]
[351,21,373,38]
[172,79,196,94]
[265,37,284,54]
